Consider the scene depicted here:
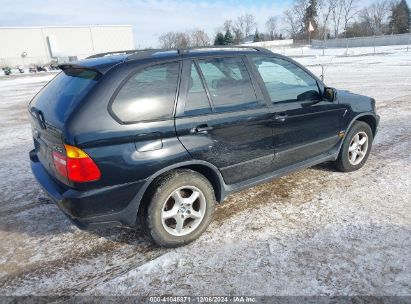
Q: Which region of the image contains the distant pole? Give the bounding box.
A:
[407,32,410,52]
[345,37,349,55]
[320,64,324,81]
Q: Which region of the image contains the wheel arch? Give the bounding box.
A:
[336,112,378,158]
[356,114,377,137]
[134,160,226,223]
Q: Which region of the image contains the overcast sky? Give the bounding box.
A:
[0,0,409,48]
[0,0,294,48]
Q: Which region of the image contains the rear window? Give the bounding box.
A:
[30,68,100,129]
[111,62,180,123]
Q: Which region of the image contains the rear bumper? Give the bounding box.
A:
[30,150,145,230]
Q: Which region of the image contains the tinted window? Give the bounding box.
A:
[252,57,320,104]
[30,69,100,129]
[111,62,180,122]
[197,57,259,112]
[184,62,212,116]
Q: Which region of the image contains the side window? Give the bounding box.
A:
[184,62,212,116]
[252,57,320,104]
[111,62,180,122]
[197,57,259,112]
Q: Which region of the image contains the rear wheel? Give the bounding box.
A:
[146,169,215,247]
[334,121,373,172]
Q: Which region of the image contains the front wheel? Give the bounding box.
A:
[146,169,216,247]
[334,121,373,172]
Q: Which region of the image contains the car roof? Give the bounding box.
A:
[60,47,274,74]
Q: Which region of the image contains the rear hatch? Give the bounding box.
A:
[29,68,101,184]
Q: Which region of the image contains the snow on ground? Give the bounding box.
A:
[0,46,410,296]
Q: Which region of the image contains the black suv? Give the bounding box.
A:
[29,47,379,247]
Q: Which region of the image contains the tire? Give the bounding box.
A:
[334,121,373,172]
[146,169,216,247]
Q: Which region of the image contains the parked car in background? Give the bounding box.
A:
[29,65,37,73]
[29,47,379,247]
[36,65,48,72]
[2,67,12,75]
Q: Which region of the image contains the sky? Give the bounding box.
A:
[0,0,410,48]
[0,0,292,48]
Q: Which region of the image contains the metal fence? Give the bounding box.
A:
[312,33,411,49]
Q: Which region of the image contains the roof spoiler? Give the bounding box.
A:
[58,63,85,70]
[58,63,101,73]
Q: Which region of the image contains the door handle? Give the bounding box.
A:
[190,124,213,134]
[273,113,288,122]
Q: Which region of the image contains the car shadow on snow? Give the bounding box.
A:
[0,195,154,247]
[311,162,338,172]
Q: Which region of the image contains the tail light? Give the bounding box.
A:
[52,144,101,183]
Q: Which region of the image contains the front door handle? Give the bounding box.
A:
[273,113,288,122]
[190,124,213,134]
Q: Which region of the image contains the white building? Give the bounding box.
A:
[0,25,134,67]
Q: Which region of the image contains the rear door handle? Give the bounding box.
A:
[190,124,213,134]
[273,113,288,122]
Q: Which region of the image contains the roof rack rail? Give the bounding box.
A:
[86,49,143,59]
[88,46,272,60]
[127,49,181,60]
[176,45,271,54]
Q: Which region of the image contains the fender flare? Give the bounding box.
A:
[336,112,379,156]
[126,160,227,225]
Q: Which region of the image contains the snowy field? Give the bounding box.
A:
[0,45,410,296]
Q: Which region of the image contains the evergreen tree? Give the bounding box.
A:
[224,30,234,45]
[389,0,411,34]
[253,29,261,42]
[214,32,225,45]
[303,0,318,38]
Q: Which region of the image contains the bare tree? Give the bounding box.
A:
[283,0,310,38]
[223,20,233,32]
[283,9,299,38]
[190,30,211,47]
[235,14,257,38]
[266,16,278,40]
[174,32,191,48]
[360,0,390,35]
[331,0,344,37]
[244,14,257,37]
[318,0,340,39]
[232,27,243,44]
[341,0,360,37]
[159,30,210,49]
[159,32,177,49]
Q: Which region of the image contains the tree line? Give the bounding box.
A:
[158,0,411,48]
[284,0,410,40]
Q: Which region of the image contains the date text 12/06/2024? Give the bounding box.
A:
[149,296,257,303]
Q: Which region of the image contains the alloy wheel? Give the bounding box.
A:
[161,186,206,236]
[348,131,369,165]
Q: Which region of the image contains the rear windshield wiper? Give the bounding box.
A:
[31,106,47,129]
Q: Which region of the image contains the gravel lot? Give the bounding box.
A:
[0,46,410,296]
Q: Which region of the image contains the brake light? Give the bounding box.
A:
[52,145,101,183]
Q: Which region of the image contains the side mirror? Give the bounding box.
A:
[324,87,336,101]
[297,90,322,102]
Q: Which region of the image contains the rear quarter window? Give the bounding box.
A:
[30,69,100,129]
[111,62,180,123]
